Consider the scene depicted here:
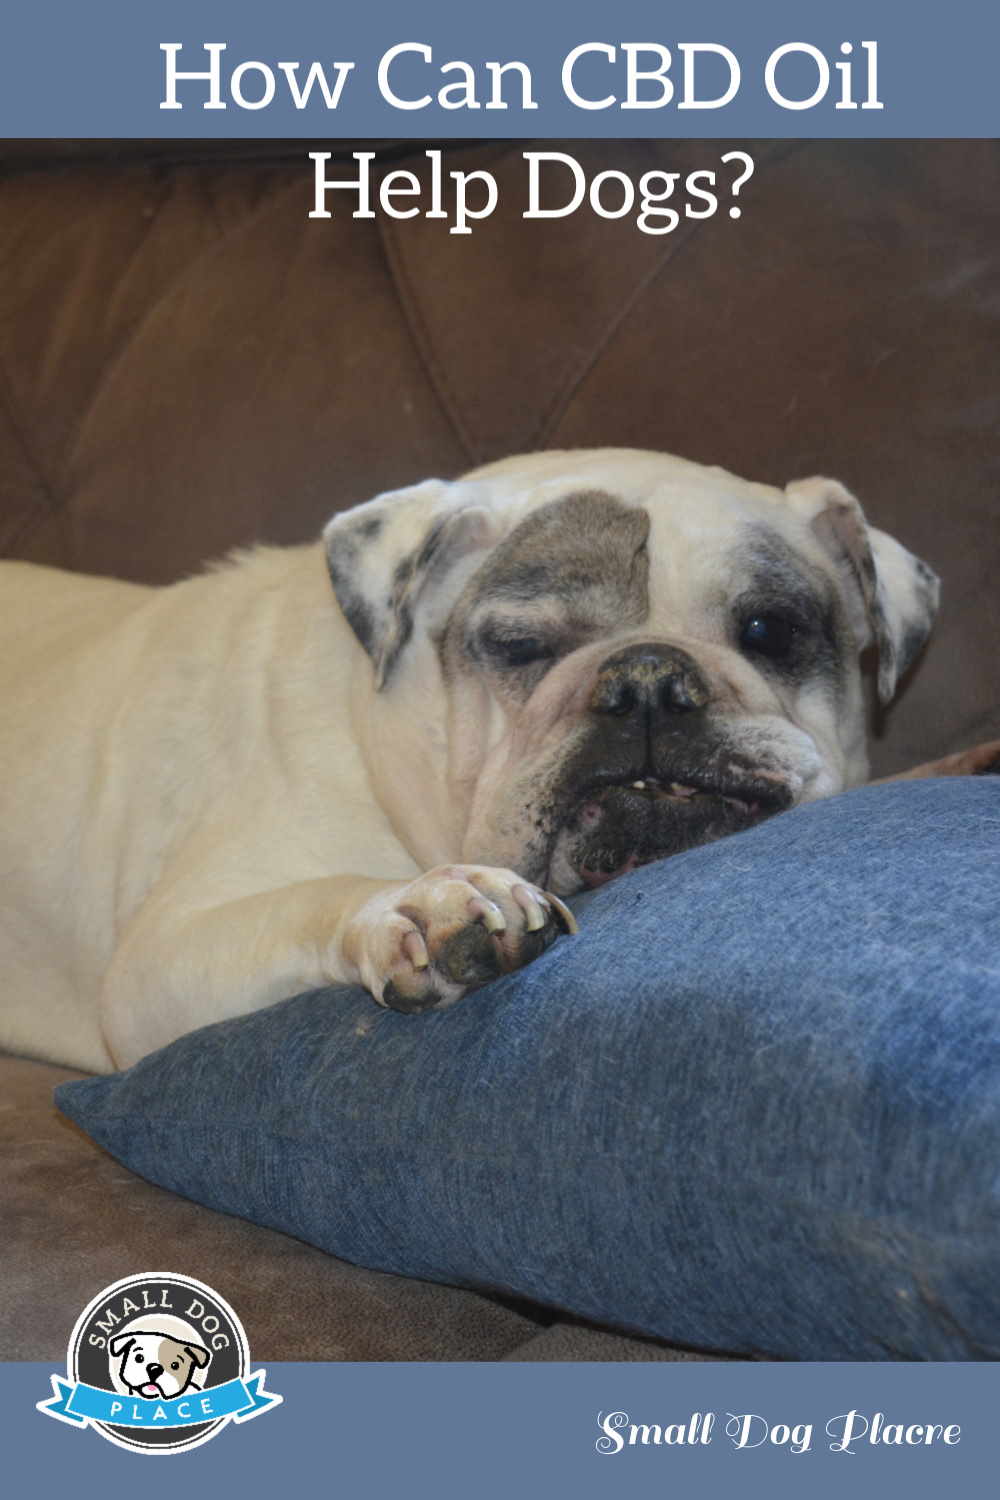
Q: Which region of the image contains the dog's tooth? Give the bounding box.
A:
[670,782,696,797]
[632,780,646,790]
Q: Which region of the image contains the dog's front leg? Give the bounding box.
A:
[99,868,575,1069]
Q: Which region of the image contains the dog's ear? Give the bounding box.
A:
[184,1342,211,1369]
[784,476,940,704]
[323,479,495,689]
[108,1334,134,1358]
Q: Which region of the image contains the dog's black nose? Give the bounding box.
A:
[590,642,710,722]
[146,1363,164,1380]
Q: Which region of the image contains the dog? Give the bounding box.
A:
[3,445,986,1075]
[108,1329,210,1400]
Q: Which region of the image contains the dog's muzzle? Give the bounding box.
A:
[138,1363,165,1397]
[544,641,792,893]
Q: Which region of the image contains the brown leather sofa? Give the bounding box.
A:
[2,138,998,1362]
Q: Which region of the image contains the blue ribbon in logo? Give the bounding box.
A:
[38,1371,280,1429]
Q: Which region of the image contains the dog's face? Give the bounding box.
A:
[108,1331,210,1399]
[326,449,938,895]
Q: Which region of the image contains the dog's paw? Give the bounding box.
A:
[346,865,577,1014]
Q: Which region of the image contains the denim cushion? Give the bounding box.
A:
[57,780,1000,1359]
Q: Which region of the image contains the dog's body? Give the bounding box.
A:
[0,449,949,1073]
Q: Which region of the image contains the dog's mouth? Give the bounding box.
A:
[138,1382,164,1399]
[546,767,793,894]
[609,772,769,816]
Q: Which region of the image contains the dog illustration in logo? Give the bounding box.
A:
[108,1328,211,1400]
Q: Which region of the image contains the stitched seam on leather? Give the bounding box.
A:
[533,221,703,449]
[377,213,478,467]
[66,168,298,472]
[538,141,803,448]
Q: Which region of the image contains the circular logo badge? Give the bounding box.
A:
[38,1271,280,1454]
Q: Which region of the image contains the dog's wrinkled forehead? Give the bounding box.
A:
[451,482,840,652]
[457,488,650,631]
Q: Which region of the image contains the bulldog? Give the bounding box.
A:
[0,446,976,1075]
[109,1329,210,1400]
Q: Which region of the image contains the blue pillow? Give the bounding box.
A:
[57,779,1000,1359]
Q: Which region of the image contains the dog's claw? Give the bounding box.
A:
[468,895,506,934]
[544,890,578,935]
[402,928,430,970]
[512,883,547,931]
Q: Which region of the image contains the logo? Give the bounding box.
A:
[37,1271,281,1454]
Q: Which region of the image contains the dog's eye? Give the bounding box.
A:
[171,1361,180,1370]
[134,1355,144,1365]
[479,630,555,669]
[739,612,800,660]
[497,636,553,667]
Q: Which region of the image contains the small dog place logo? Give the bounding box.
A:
[37,1271,281,1454]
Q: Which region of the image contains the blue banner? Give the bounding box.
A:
[0,0,998,137]
[37,1372,280,1429]
[7,1362,1000,1497]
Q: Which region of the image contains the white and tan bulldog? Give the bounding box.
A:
[0,448,947,1074]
